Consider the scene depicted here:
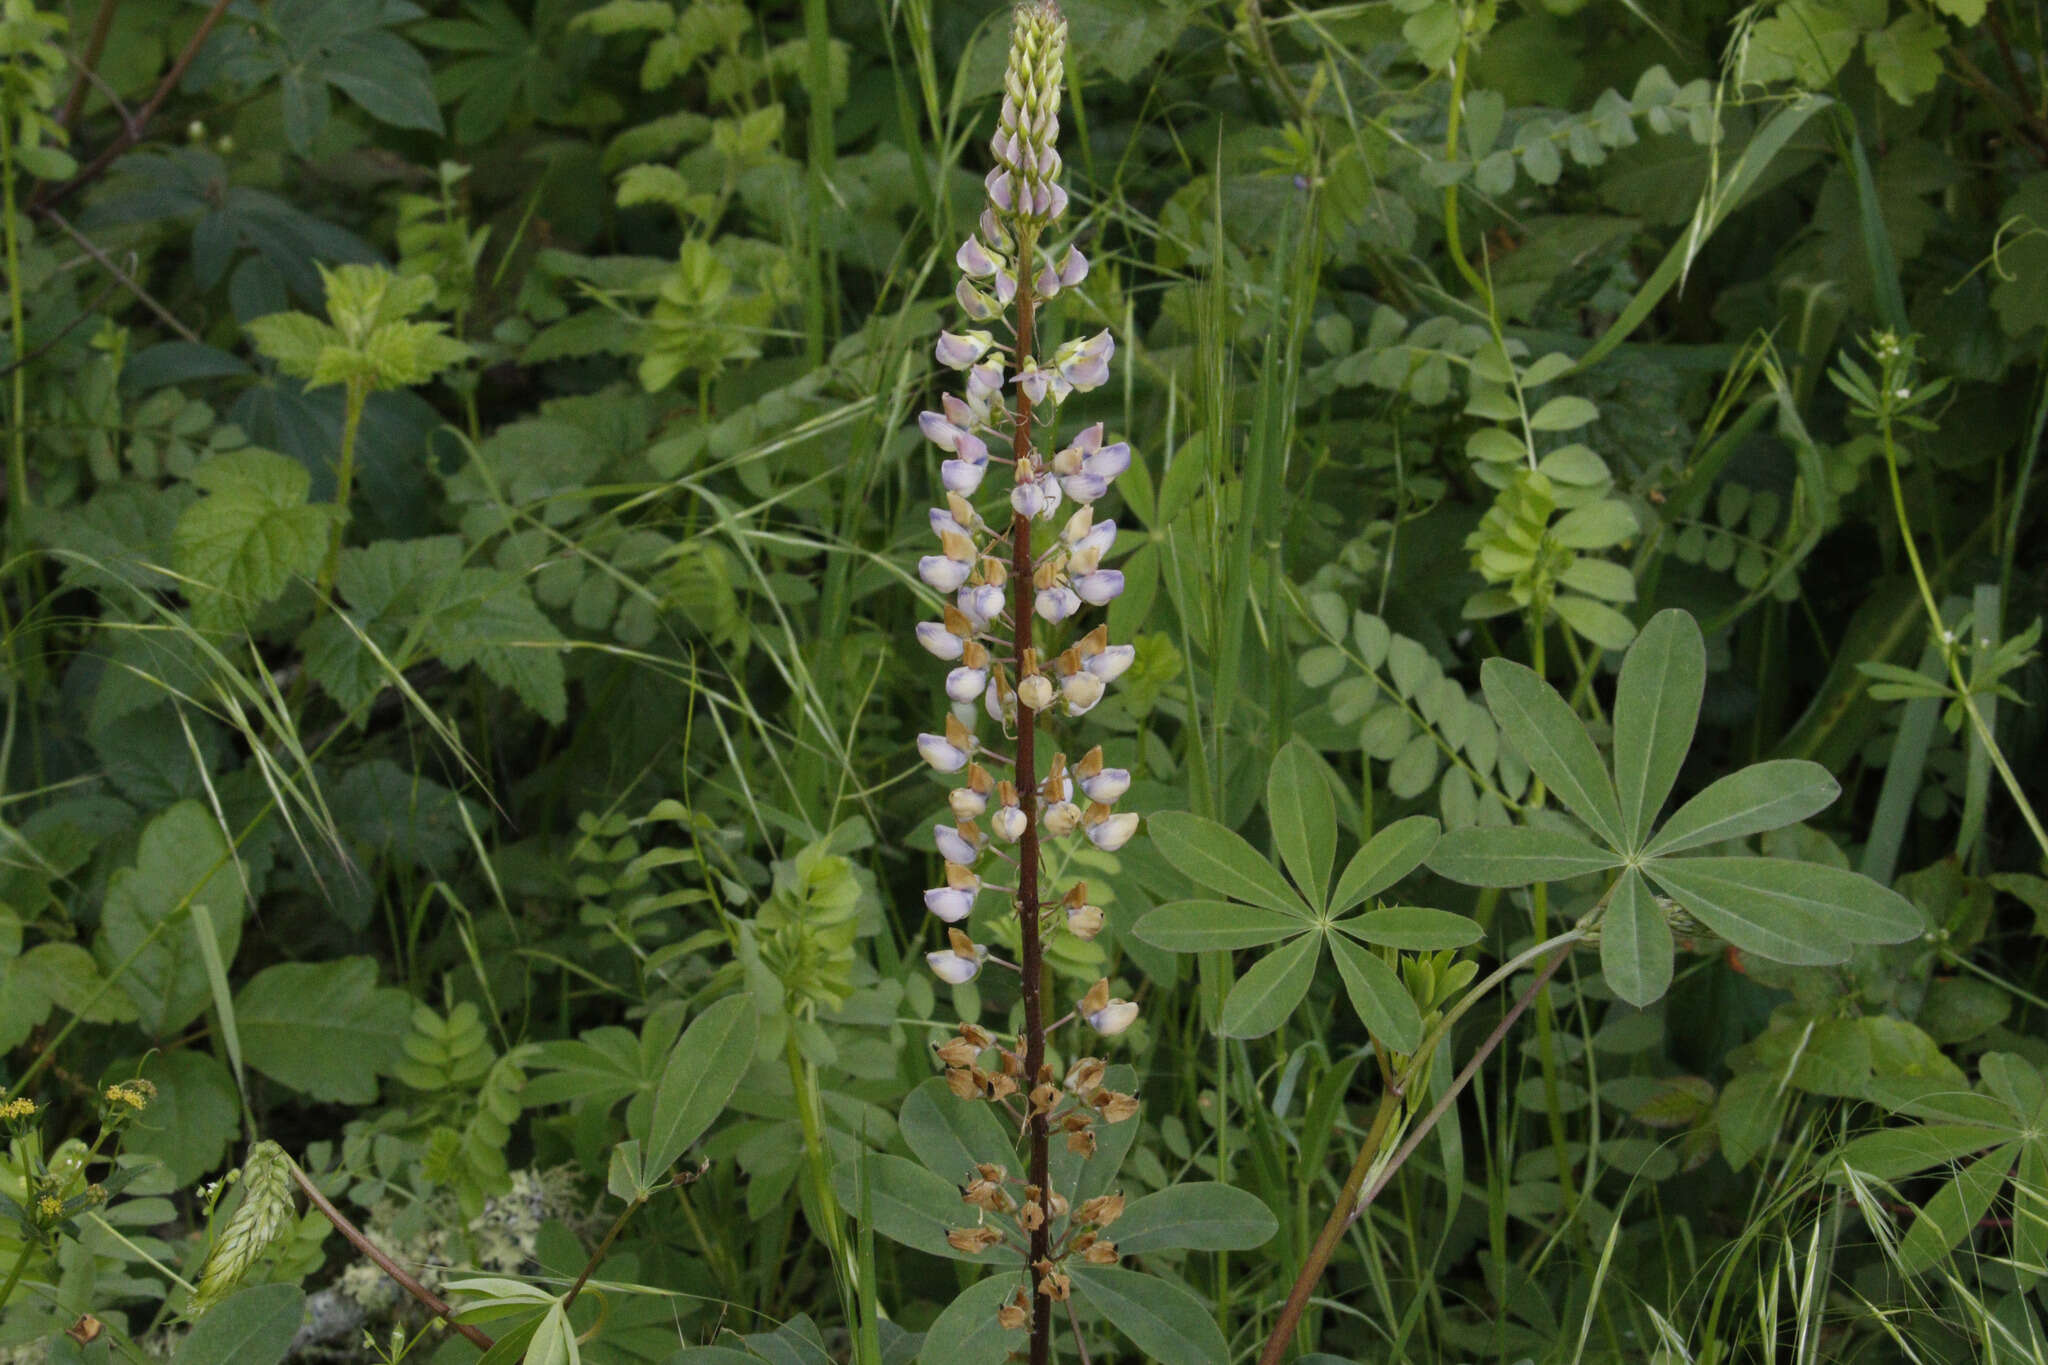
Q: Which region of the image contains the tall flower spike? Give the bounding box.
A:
[988,0,1069,226]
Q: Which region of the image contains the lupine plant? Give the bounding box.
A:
[903,3,1153,1356]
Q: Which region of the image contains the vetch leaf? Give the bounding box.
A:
[1111,1182,1278,1254]
[1528,395,1599,430]
[1070,1265,1229,1365]
[1645,857,1923,965]
[1335,906,1483,951]
[1644,760,1840,855]
[1429,826,1623,885]
[1220,934,1321,1039]
[1329,815,1440,914]
[1132,901,1315,952]
[1481,658,1627,848]
[639,995,755,1179]
[1329,935,1424,1053]
[1612,609,1704,849]
[1148,811,1310,915]
[1600,868,1672,1007]
[1267,739,1336,908]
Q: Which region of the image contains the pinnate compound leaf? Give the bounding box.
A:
[1481,658,1627,848]
[639,995,754,1178]
[1600,868,1672,1007]
[1148,810,1309,915]
[1329,935,1423,1053]
[1267,739,1336,908]
[1220,934,1321,1039]
[172,1284,304,1365]
[1329,815,1440,914]
[1645,857,1923,966]
[923,1275,1021,1365]
[1429,826,1622,885]
[1644,760,1841,855]
[1336,906,1483,951]
[1070,1265,1229,1365]
[235,957,411,1103]
[1612,609,1704,849]
[1111,1182,1278,1254]
[1132,901,1313,952]
[831,1155,1004,1262]
[174,449,341,630]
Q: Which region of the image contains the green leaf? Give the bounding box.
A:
[1335,906,1483,951]
[1329,935,1424,1053]
[1898,1146,2017,1271]
[1612,609,1704,849]
[831,1155,1004,1262]
[1051,1063,1143,1208]
[1553,594,1638,650]
[1863,11,1946,106]
[1220,935,1321,1039]
[1645,857,1923,966]
[1644,760,1841,855]
[94,800,246,1036]
[899,1076,1015,1183]
[1600,868,1673,1007]
[1147,811,1309,915]
[639,995,755,1179]
[1132,900,1313,952]
[1481,658,1627,847]
[1267,739,1336,908]
[173,449,342,630]
[1551,500,1638,549]
[1835,1124,2014,1181]
[1329,815,1441,915]
[173,1284,305,1365]
[1111,1182,1279,1254]
[246,313,339,380]
[1428,826,1623,885]
[922,1275,1022,1365]
[1070,1265,1229,1365]
[120,1051,241,1186]
[427,567,571,724]
[323,31,445,133]
[1528,395,1599,430]
[235,957,412,1104]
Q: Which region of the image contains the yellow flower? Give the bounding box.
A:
[0,1097,36,1122]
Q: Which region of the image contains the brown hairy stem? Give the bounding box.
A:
[286,1158,496,1351]
[1257,942,1575,1363]
[1007,226,1052,1365]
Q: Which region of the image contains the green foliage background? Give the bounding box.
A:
[0,0,2044,1360]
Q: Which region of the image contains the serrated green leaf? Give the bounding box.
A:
[95,800,245,1036]
[1481,658,1627,847]
[1220,934,1321,1039]
[174,449,341,630]
[236,957,411,1104]
[1148,811,1309,915]
[1132,901,1315,952]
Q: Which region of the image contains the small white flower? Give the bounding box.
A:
[917,731,970,773]
[1080,767,1130,804]
[1084,806,1140,852]
[1086,644,1135,682]
[966,359,1005,404]
[1063,670,1106,714]
[1073,519,1116,558]
[959,583,1007,628]
[1017,673,1054,712]
[928,937,989,985]
[946,665,989,704]
[936,330,995,369]
[919,555,972,592]
[915,621,965,661]
[1042,800,1082,838]
[957,278,1000,320]
[935,823,984,867]
[1073,570,1124,606]
[1014,359,1052,406]
[942,458,988,496]
[956,234,1000,278]
[925,881,977,922]
[1066,901,1104,940]
[991,804,1027,842]
[1057,246,1088,287]
[1086,998,1139,1036]
[1012,481,1046,519]
[1035,586,1081,623]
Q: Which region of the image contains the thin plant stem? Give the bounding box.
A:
[2,112,29,555]
[286,1157,495,1351]
[0,1238,32,1316]
[560,1190,647,1314]
[1007,222,1053,1365]
[320,379,370,600]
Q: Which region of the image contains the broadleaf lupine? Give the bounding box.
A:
[909,2,1141,1354]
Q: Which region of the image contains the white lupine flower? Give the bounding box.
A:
[992,266,1017,306]
[1086,997,1139,1036]
[959,583,1006,628]
[925,871,978,922]
[1012,480,1046,519]
[1035,586,1080,623]
[1080,766,1129,804]
[1056,246,1088,287]
[920,410,966,451]
[1062,670,1105,714]
[929,929,989,985]
[936,330,995,369]
[935,823,983,867]
[947,665,989,704]
[966,359,1004,404]
[1066,901,1104,939]
[1073,519,1116,558]
[930,505,971,540]
[956,235,1000,278]
[984,671,1017,727]
[991,804,1027,842]
[1086,644,1135,681]
[919,554,971,592]
[1014,359,1052,405]
[1017,672,1054,712]
[948,763,993,822]
[915,621,965,661]
[979,208,1012,252]
[1055,330,1114,392]
[957,279,999,321]
[1084,804,1139,851]
[1041,800,1082,838]
[917,732,969,773]
[1073,570,1124,606]
[942,458,988,496]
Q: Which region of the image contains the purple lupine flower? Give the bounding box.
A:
[936,330,995,369]
[1073,570,1124,606]
[957,234,1000,278]
[1086,643,1135,681]
[916,621,965,661]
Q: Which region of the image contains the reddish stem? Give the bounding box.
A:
[1008,230,1051,1365]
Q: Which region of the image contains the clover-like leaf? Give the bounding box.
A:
[1612,608,1704,849]
[1267,739,1336,908]
[1481,657,1627,848]
[1149,810,1310,915]
[1329,815,1440,915]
